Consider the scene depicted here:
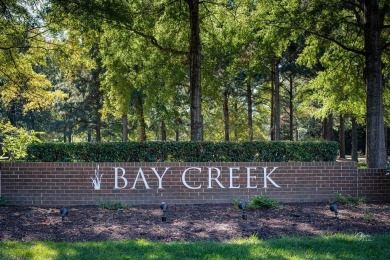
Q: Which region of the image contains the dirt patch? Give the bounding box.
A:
[1,203,390,242]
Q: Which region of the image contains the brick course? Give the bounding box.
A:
[1,161,389,206]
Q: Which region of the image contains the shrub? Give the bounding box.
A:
[0,196,9,206]
[333,193,367,205]
[97,200,131,210]
[26,141,338,162]
[0,121,41,161]
[247,195,279,209]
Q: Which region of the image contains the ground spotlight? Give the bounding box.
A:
[60,207,69,222]
[329,202,339,218]
[238,201,247,220]
[160,202,168,222]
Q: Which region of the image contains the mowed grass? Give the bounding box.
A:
[1,234,390,260]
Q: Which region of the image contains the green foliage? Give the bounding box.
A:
[0,121,42,160]
[0,196,9,206]
[26,141,339,162]
[247,195,279,210]
[333,193,367,205]
[363,209,374,221]
[98,200,131,211]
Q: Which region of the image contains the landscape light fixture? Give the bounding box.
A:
[60,207,69,222]
[160,202,168,222]
[329,202,339,218]
[238,201,247,220]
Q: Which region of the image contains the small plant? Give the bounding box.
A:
[363,209,374,220]
[0,196,9,206]
[247,195,279,210]
[333,193,367,205]
[97,200,131,210]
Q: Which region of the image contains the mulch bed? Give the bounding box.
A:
[1,202,390,242]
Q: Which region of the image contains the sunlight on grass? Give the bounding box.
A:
[1,234,390,260]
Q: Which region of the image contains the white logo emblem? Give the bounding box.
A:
[91,164,103,190]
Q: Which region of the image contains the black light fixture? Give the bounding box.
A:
[238,201,247,220]
[329,202,339,218]
[60,207,69,222]
[160,202,168,222]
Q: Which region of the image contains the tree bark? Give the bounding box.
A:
[87,130,92,142]
[247,80,253,141]
[323,114,334,140]
[122,115,128,142]
[223,88,230,141]
[187,0,203,141]
[270,65,275,140]
[339,114,345,159]
[274,58,281,140]
[233,101,239,140]
[351,117,358,162]
[289,74,294,141]
[136,98,147,142]
[364,0,386,168]
[161,120,167,141]
[95,112,101,142]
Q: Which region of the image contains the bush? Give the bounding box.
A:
[0,196,9,206]
[26,141,339,162]
[333,193,367,205]
[247,195,279,209]
[97,200,131,210]
[0,121,41,161]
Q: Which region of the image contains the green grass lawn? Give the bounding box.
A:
[1,234,390,260]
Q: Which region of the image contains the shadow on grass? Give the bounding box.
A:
[1,234,390,259]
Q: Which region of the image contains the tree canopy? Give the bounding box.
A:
[1,0,390,168]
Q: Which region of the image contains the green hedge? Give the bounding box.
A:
[26,141,339,162]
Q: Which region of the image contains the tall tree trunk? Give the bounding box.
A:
[175,118,180,141]
[223,88,230,141]
[91,42,103,143]
[364,0,386,168]
[187,0,203,141]
[136,97,147,142]
[161,120,167,141]
[95,112,101,142]
[67,124,72,143]
[247,80,253,141]
[289,74,294,141]
[323,114,334,140]
[87,130,92,142]
[270,65,275,140]
[274,58,281,140]
[63,125,67,143]
[339,114,345,159]
[233,100,239,140]
[351,117,358,162]
[122,115,128,142]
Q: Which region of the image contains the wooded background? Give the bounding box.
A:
[1,0,390,168]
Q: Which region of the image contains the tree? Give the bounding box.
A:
[0,0,66,115]
[259,0,390,167]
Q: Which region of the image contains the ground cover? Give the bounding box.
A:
[1,234,390,259]
[1,202,389,242]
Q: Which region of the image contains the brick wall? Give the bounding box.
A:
[1,161,389,206]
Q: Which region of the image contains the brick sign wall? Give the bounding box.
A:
[0,161,389,206]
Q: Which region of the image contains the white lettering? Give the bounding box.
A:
[182,167,202,189]
[246,167,258,188]
[151,167,170,189]
[262,167,281,188]
[131,168,151,189]
[229,167,240,188]
[207,167,225,188]
[114,167,128,189]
